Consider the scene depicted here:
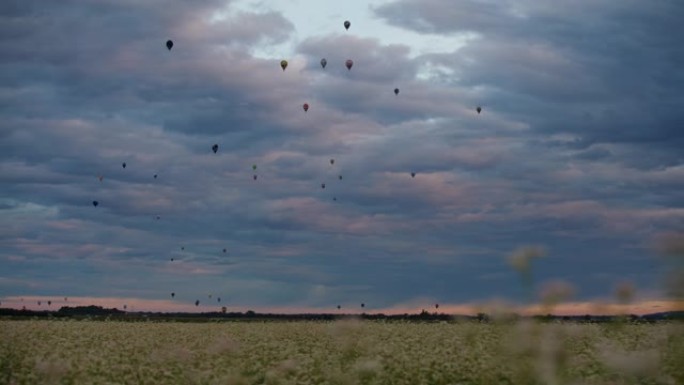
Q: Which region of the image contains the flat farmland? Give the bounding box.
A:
[1,319,683,385]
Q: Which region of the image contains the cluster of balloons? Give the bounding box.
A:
[83,19,485,311]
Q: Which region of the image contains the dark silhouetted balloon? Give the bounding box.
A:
[122,162,126,168]
[333,197,337,201]
[166,40,173,50]
[253,174,257,180]
[337,305,341,309]
[195,300,200,306]
[321,183,325,189]
[223,248,227,253]
[394,88,399,95]
[330,159,334,165]
[411,172,416,178]
[345,59,353,70]
[156,216,160,220]
[48,301,51,306]
[253,164,257,171]
[476,106,482,114]
[303,103,309,112]
[217,297,221,303]
[280,60,288,71]
[212,144,218,154]
[123,304,127,310]
[361,303,365,308]
[171,258,174,261]
[344,20,350,30]
[98,175,103,182]
[320,58,327,68]
[171,292,175,298]
[435,303,439,309]
[339,175,342,180]
[154,174,157,179]
[92,201,98,207]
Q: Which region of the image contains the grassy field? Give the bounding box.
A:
[1,319,683,385]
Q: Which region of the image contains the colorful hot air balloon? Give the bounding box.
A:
[166,40,173,50]
[280,60,288,71]
[345,59,353,70]
[476,106,482,114]
[303,103,309,112]
[212,144,218,154]
[344,20,351,30]
[320,58,327,68]
[394,88,399,95]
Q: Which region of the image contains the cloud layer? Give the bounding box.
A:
[1,0,682,312]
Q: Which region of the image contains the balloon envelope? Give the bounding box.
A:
[476,106,482,114]
[344,20,350,30]
[280,60,288,71]
[212,144,218,153]
[92,201,98,207]
[345,59,353,70]
[320,58,327,68]
[166,40,173,50]
[394,88,399,95]
[303,103,309,112]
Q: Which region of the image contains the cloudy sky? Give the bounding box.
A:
[1,0,682,314]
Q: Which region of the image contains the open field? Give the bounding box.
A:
[1,319,683,385]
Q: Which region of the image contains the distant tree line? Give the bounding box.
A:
[0,306,682,323]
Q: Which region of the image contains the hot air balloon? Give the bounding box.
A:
[435,303,439,309]
[345,59,353,70]
[333,197,337,201]
[253,174,257,180]
[64,297,68,302]
[223,248,227,253]
[217,297,221,303]
[195,300,200,306]
[123,304,127,310]
[98,175,103,182]
[154,174,158,179]
[339,175,342,180]
[321,183,326,189]
[320,58,327,68]
[394,88,399,95]
[252,164,257,171]
[171,292,175,298]
[337,305,341,309]
[344,20,351,30]
[476,106,482,114]
[330,159,334,165]
[47,301,51,306]
[38,301,41,306]
[361,303,365,308]
[122,162,126,169]
[280,60,288,71]
[303,103,309,112]
[156,216,160,220]
[166,40,173,50]
[92,200,98,207]
[170,258,175,261]
[212,144,218,153]
[411,172,416,178]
